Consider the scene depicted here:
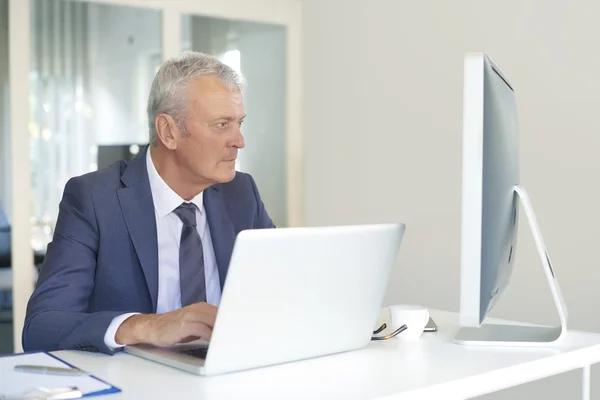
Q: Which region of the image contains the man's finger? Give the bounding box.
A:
[183,322,213,341]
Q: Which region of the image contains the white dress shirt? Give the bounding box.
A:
[103,149,221,349]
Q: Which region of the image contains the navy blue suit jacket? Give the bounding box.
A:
[23,148,274,354]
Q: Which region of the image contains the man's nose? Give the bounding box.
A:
[233,128,245,148]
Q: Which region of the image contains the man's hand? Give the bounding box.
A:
[115,303,217,347]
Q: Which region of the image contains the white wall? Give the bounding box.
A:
[303,1,600,398]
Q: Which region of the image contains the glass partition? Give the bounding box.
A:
[29,0,162,251]
[182,14,288,227]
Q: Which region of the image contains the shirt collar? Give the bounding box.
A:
[146,147,203,219]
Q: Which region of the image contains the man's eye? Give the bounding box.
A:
[216,122,228,129]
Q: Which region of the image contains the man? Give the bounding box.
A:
[22,52,274,354]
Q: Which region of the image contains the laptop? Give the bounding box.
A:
[124,223,405,376]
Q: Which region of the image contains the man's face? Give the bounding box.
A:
[174,76,245,186]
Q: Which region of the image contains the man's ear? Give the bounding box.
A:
[155,113,179,150]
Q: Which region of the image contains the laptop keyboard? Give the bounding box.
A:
[180,347,209,359]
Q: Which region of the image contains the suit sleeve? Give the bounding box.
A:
[22,177,127,354]
[247,175,276,229]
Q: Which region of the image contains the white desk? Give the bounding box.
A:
[53,310,600,400]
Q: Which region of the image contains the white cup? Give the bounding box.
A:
[388,304,429,341]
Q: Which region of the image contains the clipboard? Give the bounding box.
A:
[0,351,121,398]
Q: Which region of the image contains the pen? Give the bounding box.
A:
[14,364,90,376]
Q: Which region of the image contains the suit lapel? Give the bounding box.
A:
[204,186,236,289]
[117,148,159,311]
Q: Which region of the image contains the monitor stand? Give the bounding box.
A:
[454,185,568,347]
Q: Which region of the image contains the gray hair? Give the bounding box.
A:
[147,51,244,145]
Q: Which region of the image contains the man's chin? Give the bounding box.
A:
[216,169,237,183]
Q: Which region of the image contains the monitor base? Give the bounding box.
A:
[454,185,568,347]
[455,324,563,346]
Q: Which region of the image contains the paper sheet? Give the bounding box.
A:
[0,352,112,398]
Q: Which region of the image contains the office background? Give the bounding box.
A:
[303,0,600,398]
[2,0,600,398]
[0,0,302,359]
[306,0,600,338]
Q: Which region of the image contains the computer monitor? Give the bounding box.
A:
[454,52,568,346]
[97,144,146,171]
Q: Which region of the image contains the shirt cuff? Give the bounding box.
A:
[103,312,141,350]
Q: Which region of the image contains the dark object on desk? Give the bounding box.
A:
[371,323,408,340]
[424,317,438,332]
[97,144,147,170]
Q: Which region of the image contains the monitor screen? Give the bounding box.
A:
[97,144,146,171]
[459,52,519,327]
